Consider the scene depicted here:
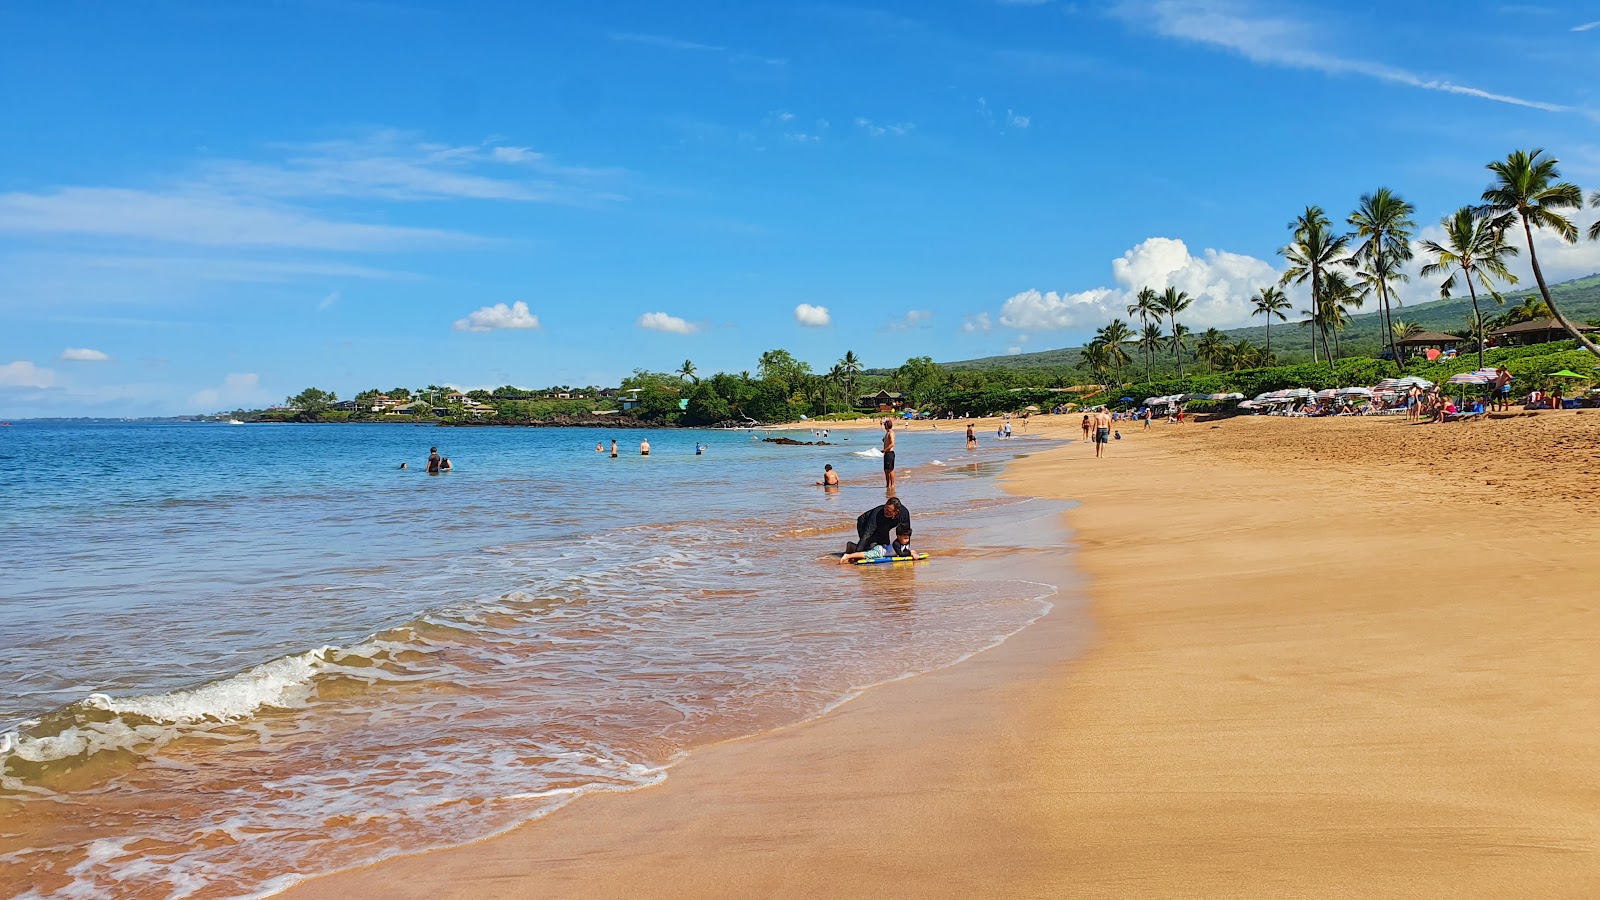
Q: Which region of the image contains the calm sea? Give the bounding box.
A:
[0,422,1063,899]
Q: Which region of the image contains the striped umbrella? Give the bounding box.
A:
[1446,372,1489,385]
[1315,389,1338,400]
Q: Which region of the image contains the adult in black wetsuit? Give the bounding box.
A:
[846,497,911,554]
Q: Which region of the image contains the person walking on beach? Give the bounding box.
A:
[1142,408,1152,430]
[1081,414,1091,444]
[966,422,977,451]
[881,419,897,494]
[1494,367,1512,411]
[1093,408,1112,458]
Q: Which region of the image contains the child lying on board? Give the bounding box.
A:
[839,523,913,564]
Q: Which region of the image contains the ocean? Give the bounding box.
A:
[0,421,1064,899]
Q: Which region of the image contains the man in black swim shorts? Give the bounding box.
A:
[882,418,897,494]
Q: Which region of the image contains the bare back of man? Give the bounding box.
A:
[881,419,897,494]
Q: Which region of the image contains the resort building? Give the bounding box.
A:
[856,390,906,411]
[1490,317,1599,348]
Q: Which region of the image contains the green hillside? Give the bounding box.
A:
[945,273,1600,371]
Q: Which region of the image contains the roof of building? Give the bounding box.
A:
[1393,330,1463,346]
[1491,316,1598,336]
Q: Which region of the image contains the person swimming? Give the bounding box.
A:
[440,457,452,470]
[596,442,603,452]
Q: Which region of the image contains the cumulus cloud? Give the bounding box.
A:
[1007,110,1031,129]
[961,312,994,333]
[636,311,699,334]
[60,347,111,362]
[190,372,266,410]
[794,303,832,327]
[0,360,56,388]
[1007,346,1024,355]
[996,237,1284,332]
[453,301,541,332]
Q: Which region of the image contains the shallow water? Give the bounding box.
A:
[1,422,1060,899]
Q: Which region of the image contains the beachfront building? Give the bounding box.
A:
[1393,330,1462,361]
[856,390,905,412]
[1490,317,1599,348]
[460,398,497,417]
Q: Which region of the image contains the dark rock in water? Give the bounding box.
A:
[764,437,831,446]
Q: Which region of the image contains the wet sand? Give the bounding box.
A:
[281,411,1600,899]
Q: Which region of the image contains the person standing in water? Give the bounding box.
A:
[596,442,603,453]
[881,419,897,494]
[640,439,651,457]
[427,447,441,474]
[965,422,977,451]
[610,439,618,458]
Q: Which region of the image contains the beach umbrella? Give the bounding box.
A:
[1314,388,1337,400]
[1446,372,1489,385]
[1118,397,1133,402]
[1336,387,1373,397]
[1025,404,1041,411]
[1551,370,1586,379]
[1393,376,1434,389]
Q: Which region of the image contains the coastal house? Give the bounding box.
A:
[331,400,361,412]
[1490,317,1598,347]
[370,395,402,412]
[855,390,905,411]
[388,400,431,415]
[442,391,467,403]
[1393,330,1462,360]
[460,398,497,416]
[619,388,643,411]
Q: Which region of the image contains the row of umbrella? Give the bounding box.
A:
[1142,392,1245,406]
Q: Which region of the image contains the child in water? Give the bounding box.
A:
[838,523,913,564]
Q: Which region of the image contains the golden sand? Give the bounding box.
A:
[280,411,1600,899]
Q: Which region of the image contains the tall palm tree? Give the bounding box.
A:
[1081,342,1111,388]
[1591,190,1600,241]
[1195,328,1227,372]
[1158,287,1192,373]
[1137,322,1164,380]
[677,359,699,384]
[1126,287,1162,381]
[1480,149,1600,357]
[837,351,863,405]
[1280,206,1351,367]
[1249,285,1291,358]
[1506,295,1552,324]
[1418,206,1520,368]
[1167,323,1192,379]
[1093,319,1135,389]
[826,363,847,412]
[1348,188,1417,366]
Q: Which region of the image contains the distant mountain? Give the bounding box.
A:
[943,273,1600,370]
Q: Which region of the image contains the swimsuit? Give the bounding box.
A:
[1095,427,1110,443]
[882,449,895,471]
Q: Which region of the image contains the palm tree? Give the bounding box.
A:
[1456,310,1492,350]
[1158,287,1192,374]
[1506,295,1552,324]
[1591,190,1600,241]
[1281,206,1351,366]
[1222,339,1266,371]
[1137,322,1164,380]
[1479,149,1600,357]
[1195,327,1227,373]
[1167,323,1192,379]
[1392,320,1422,341]
[1081,342,1111,388]
[1319,269,1366,361]
[1093,319,1135,389]
[837,351,863,405]
[1418,206,1520,368]
[1348,188,1417,366]
[1126,287,1162,381]
[1249,285,1291,358]
[826,363,847,412]
[677,359,699,384]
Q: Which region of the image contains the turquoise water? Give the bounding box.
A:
[0,422,1061,899]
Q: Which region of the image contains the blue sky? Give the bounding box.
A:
[4,0,1599,416]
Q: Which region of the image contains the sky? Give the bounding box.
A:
[3,0,1600,416]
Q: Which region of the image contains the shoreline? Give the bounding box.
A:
[285,412,1600,898]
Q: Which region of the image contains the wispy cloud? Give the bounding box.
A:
[60,348,111,362]
[1115,0,1570,113]
[609,31,726,52]
[854,117,915,137]
[1007,110,1031,129]
[884,310,933,331]
[190,373,268,411]
[1574,20,1600,31]
[318,290,340,311]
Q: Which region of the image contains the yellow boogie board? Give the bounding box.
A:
[853,552,930,565]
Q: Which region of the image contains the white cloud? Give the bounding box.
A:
[0,187,472,251]
[785,132,824,144]
[609,32,726,52]
[453,301,541,332]
[885,309,933,331]
[1115,0,1570,113]
[794,303,832,327]
[636,311,699,334]
[772,110,797,123]
[60,348,111,362]
[318,290,340,311]
[995,236,1284,332]
[1007,346,1023,355]
[190,372,267,411]
[0,360,56,388]
[1573,20,1600,31]
[962,312,993,333]
[1007,110,1031,129]
[1404,206,1600,307]
[854,118,915,137]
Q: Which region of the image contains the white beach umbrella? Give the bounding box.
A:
[1446,372,1490,385]
[1314,389,1338,400]
[1336,387,1374,397]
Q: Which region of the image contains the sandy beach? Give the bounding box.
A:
[281,411,1600,899]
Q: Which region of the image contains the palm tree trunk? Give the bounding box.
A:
[1521,216,1600,358]
[1465,269,1486,370]
[1265,318,1272,358]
